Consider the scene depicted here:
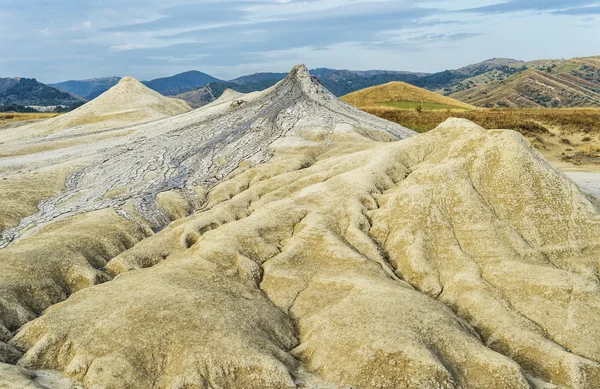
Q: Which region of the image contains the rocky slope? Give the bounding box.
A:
[1,65,600,389]
[445,56,600,108]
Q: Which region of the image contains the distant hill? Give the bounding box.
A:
[176,78,284,108]
[446,56,600,108]
[452,58,524,77]
[341,82,474,111]
[230,72,288,85]
[406,58,524,92]
[176,63,519,108]
[0,77,84,107]
[316,69,424,97]
[175,83,223,108]
[143,71,223,96]
[48,60,514,107]
[50,77,120,100]
[229,69,428,97]
[45,56,600,109]
[177,69,428,107]
[51,71,224,100]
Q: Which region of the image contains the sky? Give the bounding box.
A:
[0,0,599,83]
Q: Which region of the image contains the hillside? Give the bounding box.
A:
[2,66,600,389]
[0,77,84,107]
[403,58,523,92]
[452,58,524,76]
[50,77,120,100]
[446,56,600,107]
[341,82,474,110]
[143,70,223,96]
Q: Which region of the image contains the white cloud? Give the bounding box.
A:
[109,43,151,52]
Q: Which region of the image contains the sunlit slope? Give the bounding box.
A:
[342,81,475,110]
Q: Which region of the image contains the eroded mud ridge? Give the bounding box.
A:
[0,66,409,247]
[1,66,600,389]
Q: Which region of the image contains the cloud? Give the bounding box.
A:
[1,0,599,82]
[458,0,600,14]
[37,27,53,35]
[101,1,264,33]
[552,6,600,15]
[148,3,444,53]
[109,43,153,52]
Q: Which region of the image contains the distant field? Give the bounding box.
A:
[0,112,59,126]
[378,101,470,111]
[364,107,600,134]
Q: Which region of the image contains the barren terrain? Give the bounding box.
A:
[1,67,600,389]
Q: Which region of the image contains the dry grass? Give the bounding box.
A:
[561,143,600,165]
[0,112,60,126]
[363,107,600,134]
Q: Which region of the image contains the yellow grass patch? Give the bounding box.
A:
[0,112,60,126]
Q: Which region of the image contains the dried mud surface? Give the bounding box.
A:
[1,66,600,389]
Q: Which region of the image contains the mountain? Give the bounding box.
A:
[0,77,84,107]
[45,59,522,108]
[142,70,223,96]
[177,60,525,103]
[3,77,191,143]
[341,81,474,110]
[52,71,225,100]
[50,77,121,100]
[45,56,600,109]
[445,56,600,108]
[176,62,522,108]
[3,65,600,389]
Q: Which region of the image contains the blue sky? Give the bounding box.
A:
[0,0,599,83]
